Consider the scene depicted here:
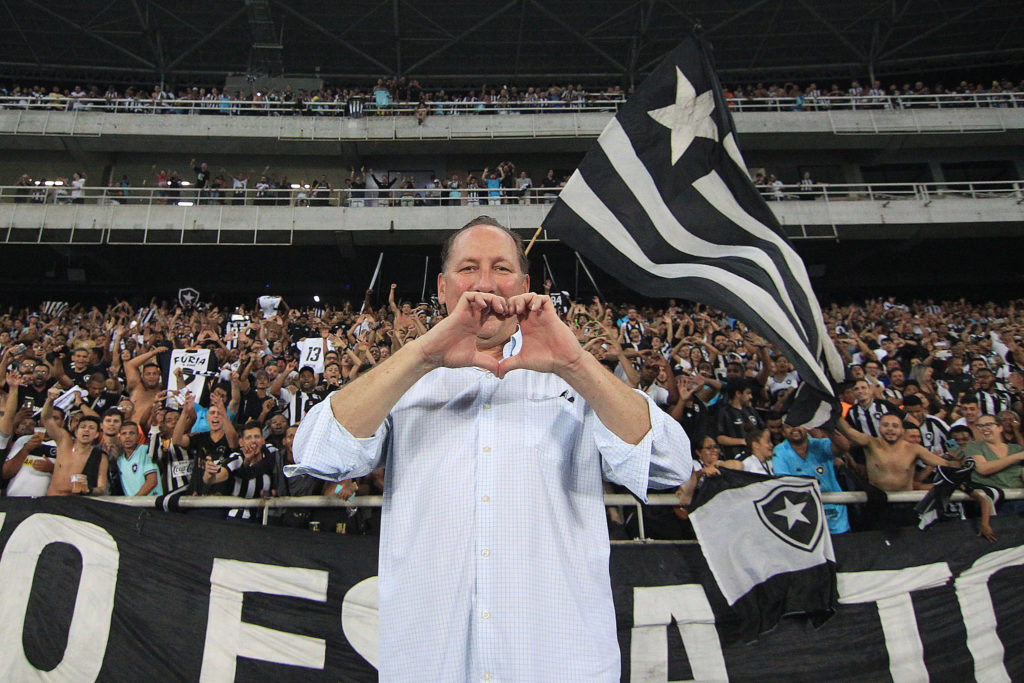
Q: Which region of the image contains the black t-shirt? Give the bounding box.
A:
[677,398,710,444]
[716,402,764,459]
[17,380,56,408]
[64,361,105,388]
[187,431,234,495]
[84,390,123,414]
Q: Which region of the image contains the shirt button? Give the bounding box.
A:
[481,495,490,502]
[481,548,490,557]
[482,610,491,620]
[482,446,491,453]
[483,674,493,682]
[483,403,491,410]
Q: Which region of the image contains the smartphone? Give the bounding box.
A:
[23,396,35,410]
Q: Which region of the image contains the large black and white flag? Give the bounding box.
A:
[542,34,844,427]
[689,469,837,641]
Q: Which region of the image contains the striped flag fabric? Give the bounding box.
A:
[541,33,844,427]
[689,468,837,641]
[40,301,69,318]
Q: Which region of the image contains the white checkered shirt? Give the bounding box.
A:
[287,332,691,682]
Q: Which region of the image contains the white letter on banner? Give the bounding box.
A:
[200,559,329,682]
[630,584,728,683]
[954,545,1024,683]
[0,512,119,681]
[838,563,951,683]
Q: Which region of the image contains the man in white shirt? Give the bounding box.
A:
[289,216,690,682]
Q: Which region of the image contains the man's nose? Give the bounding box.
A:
[472,268,496,293]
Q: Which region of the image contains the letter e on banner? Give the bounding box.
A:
[0,513,119,681]
[200,559,329,681]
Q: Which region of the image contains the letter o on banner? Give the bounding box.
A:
[0,513,119,680]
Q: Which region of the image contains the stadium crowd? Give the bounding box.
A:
[1,75,1021,116]
[1,287,1022,538]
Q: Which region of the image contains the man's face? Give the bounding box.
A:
[852,380,872,405]
[959,401,980,422]
[162,410,179,433]
[72,349,89,368]
[438,225,529,346]
[269,414,287,435]
[102,414,122,436]
[713,334,729,352]
[906,403,926,423]
[142,365,161,390]
[783,423,807,444]
[31,366,49,388]
[879,415,904,444]
[283,425,299,452]
[241,428,265,455]
[75,420,99,445]
[119,425,139,452]
[949,357,964,373]
[725,363,743,382]
[627,308,638,322]
[298,370,317,391]
[774,356,791,374]
[207,405,224,431]
[902,425,922,445]
[890,369,905,387]
[952,430,971,448]
[976,370,995,391]
[766,418,783,443]
[739,388,753,405]
[864,362,880,377]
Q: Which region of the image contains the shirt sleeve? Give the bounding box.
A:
[596,389,692,502]
[284,397,389,482]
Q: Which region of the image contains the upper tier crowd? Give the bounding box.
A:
[0,74,1021,116]
[2,290,1022,538]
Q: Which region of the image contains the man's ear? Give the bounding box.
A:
[437,273,447,313]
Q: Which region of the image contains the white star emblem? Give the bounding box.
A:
[647,66,718,165]
[773,496,810,530]
[183,293,195,302]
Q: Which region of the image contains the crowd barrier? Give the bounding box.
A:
[2,179,1022,208]
[1,91,1022,116]
[97,489,1024,539]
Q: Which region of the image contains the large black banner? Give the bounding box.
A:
[2,498,1024,681]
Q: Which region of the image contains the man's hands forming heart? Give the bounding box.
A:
[415,291,583,379]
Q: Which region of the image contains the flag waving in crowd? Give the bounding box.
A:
[542,33,845,427]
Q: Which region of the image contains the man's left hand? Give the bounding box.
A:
[497,293,584,379]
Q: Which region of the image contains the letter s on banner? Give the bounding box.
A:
[0,512,119,681]
[200,559,329,682]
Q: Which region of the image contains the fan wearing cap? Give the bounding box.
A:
[278,364,329,426]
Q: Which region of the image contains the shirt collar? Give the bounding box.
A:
[502,327,523,359]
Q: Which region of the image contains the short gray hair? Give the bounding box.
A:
[440,216,529,275]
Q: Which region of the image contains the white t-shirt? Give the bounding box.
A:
[257,295,282,319]
[5,435,56,497]
[766,371,800,396]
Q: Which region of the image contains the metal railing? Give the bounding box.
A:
[97,489,1024,540]
[1,91,1021,117]
[2,179,1021,208]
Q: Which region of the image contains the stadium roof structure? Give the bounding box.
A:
[1,0,1022,90]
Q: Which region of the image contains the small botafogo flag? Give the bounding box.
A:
[689,468,837,641]
[541,33,844,427]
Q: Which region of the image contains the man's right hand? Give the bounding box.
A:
[414,292,505,374]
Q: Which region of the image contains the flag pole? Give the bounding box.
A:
[361,252,384,313]
[524,225,543,255]
[420,256,430,302]
[541,254,558,289]
[575,252,603,300]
